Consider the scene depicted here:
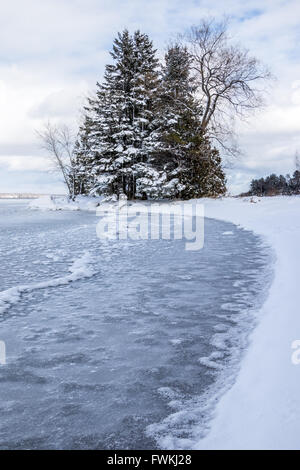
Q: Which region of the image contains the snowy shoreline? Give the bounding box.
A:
[29,194,300,449]
[196,196,300,450]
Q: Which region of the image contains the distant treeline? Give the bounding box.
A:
[243,170,300,196]
[0,193,53,199]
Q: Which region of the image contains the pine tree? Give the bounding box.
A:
[155,44,198,198]
[152,45,226,199]
[74,33,227,200]
[179,133,227,198]
[75,29,160,199]
[72,114,95,195]
[289,170,300,194]
[128,30,161,199]
[73,30,133,198]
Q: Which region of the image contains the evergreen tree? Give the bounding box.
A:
[74,33,227,200]
[75,29,160,199]
[248,171,300,196]
[179,133,227,199]
[150,44,196,198]
[129,30,161,199]
[72,114,95,195]
[150,45,226,199]
[289,170,300,194]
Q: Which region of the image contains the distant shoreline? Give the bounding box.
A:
[0,194,65,200]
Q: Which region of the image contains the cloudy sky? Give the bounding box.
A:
[0,0,300,194]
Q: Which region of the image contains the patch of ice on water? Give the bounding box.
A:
[221,302,244,311]
[157,387,180,400]
[176,275,193,281]
[0,251,96,315]
[199,357,224,370]
[170,338,183,345]
[233,280,245,288]
[146,271,270,450]
[213,323,228,332]
[210,333,229,350]
[45,253,59,262]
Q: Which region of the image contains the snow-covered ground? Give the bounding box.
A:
[29,195,104,212]
[29,194,300,449]
[196,195,300,450]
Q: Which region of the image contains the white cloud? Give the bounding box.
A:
[0,0,300,193]
[0,155,50,172]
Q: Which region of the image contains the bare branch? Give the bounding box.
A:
[37,121,76,198]
[183,18,272,159]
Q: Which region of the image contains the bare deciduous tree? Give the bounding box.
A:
[37,122,77,198]
[182,18,272,161]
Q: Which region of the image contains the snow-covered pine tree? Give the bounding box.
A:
[74,33,226,200]
[179,132,227,198]
[127,30,161,199]
[78,30,135,197]
[111,30,161,199]
[152,44,226,199]
[72,114,96,196]
[75,29,160,199]
[148,44,196,198]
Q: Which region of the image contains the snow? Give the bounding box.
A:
[194,195,300,450]
[0,251,96,315]
[29,195,58,211]
[29,195,104,212]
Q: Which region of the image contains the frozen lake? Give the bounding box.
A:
[0,200,269,449]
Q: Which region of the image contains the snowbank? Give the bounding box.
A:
[29,195,105,212]
[195,195,300,449]
[29,195,59,211]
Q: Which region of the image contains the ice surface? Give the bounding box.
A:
[0,200,269,449]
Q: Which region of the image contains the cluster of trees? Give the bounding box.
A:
[40,20,270,200]
[72,30,227,200]
[248,170,300,196]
